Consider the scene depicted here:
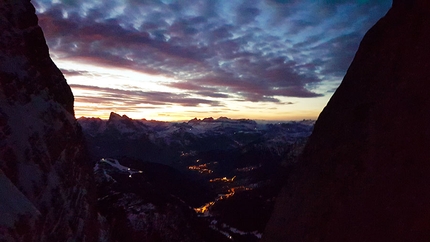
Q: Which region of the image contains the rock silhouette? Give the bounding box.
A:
[263,0,430,241]
[0,1,98,240]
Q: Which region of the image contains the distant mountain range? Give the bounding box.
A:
[79,112,314,165]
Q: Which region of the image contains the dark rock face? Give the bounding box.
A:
[263,1,430,241]
[0,0,97,241]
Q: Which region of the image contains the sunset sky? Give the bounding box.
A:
[32,0,391,121]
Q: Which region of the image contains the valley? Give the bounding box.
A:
[80,113,313,241]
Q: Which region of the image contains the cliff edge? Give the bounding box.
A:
[0,0,97,240]
[263,0,430,241]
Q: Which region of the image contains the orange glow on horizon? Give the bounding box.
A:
[73,102,321,122]
[58,59,327,122]
[73,109,320,121]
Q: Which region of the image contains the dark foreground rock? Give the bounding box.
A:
[0,0,98,240]
[263,0,430,241]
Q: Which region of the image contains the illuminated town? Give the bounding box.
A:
[194,186,253,215]
[209,176,236,183]
[187,163,213,174]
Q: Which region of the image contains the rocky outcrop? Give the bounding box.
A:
[263,0,430,241]
[0,0,97,240]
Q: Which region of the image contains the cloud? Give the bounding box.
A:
[34,0,391,106]
[70,84,222,107]
[236,2,261,25]
[60,69,92,76]
[195,91,230,98]
[311,32,364,77]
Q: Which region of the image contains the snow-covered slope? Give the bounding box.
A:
[0,169,40,234]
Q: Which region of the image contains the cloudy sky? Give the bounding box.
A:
[32,0,391,121]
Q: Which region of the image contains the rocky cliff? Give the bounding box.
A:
[0,0,97,240]
[263,0,430,241]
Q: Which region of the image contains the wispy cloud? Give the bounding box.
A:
[33,0,391,119]
[70,84,222,107]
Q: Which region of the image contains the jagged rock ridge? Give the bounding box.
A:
[0,0,98,241]
[263,0,430,241]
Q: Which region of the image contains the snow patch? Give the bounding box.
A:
[99,158,143,177]
[225,224,262,239]
[0,169,40,228]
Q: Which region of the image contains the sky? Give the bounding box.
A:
[32,0,391,121]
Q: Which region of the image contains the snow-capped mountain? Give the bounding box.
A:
[79,112,314,165]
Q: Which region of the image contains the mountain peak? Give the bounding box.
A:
[108,112,132,121]
[202,117,214,122]
[108,112,122,120]
[217,117,230,121]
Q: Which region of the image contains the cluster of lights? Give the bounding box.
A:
[188,164,213,174]
[209,176,236,182]
[194,186,253,214]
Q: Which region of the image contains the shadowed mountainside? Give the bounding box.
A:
[263,0,430,241]
[0,0,98,240]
